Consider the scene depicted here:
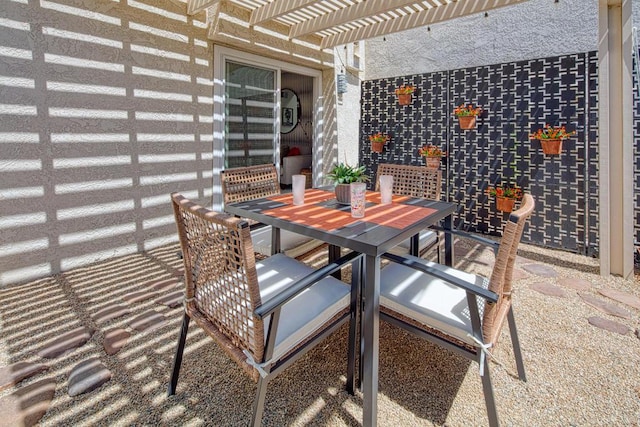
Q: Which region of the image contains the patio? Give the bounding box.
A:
[1,239,638,426]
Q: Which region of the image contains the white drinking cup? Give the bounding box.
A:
[292,174,306,205]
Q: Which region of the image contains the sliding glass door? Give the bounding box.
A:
[224,61,276,168]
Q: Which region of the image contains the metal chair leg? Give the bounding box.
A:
[167,313,190,396]
[480,355,499,427]
[507,307,527,381]
[251,376,269,427]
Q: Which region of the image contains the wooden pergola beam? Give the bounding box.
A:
[250,0,318,26]
[320,0,529,49]
[289,0,424,39]
[187,0,219,16]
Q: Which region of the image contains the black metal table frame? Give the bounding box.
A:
[225,189,457,426]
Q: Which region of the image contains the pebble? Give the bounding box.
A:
[579,293,633,319]
[122,290,157,304]
[521,264,558,277]
[558,278,592,291]
[511,268,529,280]
[37,326,94,359]
[529,282,566,297]
[151,278,179,292]
[129,311,167,333]
[155,291,183,308]
[0,362,48,392]
[103,329,130,356]
[0,378,56,426]
[598,288,640,310]
[68,358,111,397]
[92,304,131,324]
[587,316,631,335]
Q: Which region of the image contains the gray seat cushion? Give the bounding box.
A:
[379,254,489,346]
[255,253,350,361]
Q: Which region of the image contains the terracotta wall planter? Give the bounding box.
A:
[371,141,385,153]
[425,157,441,169]
[496,197,516,213]
[457,115,477,130]
[540,138,563,155]
[397,94,412,105]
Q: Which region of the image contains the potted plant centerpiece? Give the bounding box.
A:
[418,144,446,169]
[486,184,523,213]
[369,132,389,153]
[529,124,576,155]
[395,84,416,105]
[327,162,370,204]
[453,103,482,130]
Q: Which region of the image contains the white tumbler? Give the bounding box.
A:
[292,174,306,205]
[379,175,393,204]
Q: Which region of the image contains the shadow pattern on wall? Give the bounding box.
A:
[0,0,214,285]
[360,52,600,255]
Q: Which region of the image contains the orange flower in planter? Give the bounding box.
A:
[369,132,389,153]
[418,145,446,157]
[453,103,482,117]
[486,184,523,213]
[529,124,575,140]
[395,85,416,95]
[486,185,523,200]
[529,124,575,155]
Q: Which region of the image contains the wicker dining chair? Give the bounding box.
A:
[374,163,442,257]
[167,193,361,426]
[378,194,535,427]
[221,163,323,258]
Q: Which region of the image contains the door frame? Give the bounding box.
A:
[212,45,322,210]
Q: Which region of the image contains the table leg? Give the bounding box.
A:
[346,256,362,395]
[444,214,454,266]
[362,254,379,426]
[329,244,342,279]
[410,234,419,257]
[271,227,281,255]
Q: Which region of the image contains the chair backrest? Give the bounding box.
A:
[221,164,280,204]
[483,194,535,343]
[171,193,265,381]
[374,163,441,200]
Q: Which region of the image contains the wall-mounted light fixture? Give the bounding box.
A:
[337,73,347,94]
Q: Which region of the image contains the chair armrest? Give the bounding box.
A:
[432,226,500,255]
[381,252,498,303]
[254,251,363,319]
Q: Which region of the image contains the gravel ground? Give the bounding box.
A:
[0,240,639,426]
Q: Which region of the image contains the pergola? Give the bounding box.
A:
[186,0,634,279]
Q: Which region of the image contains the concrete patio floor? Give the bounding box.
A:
[0,239,639,426]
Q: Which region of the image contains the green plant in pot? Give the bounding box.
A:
[327,163,370,204]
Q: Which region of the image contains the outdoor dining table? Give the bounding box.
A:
[225,187,457,426]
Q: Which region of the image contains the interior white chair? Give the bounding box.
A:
[221,163,324,257]
[167,193,361,426]
[374,163,443,257]
[378,194,535,427]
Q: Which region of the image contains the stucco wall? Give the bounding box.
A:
[334,45,363,170]
[0,0,214,285]
[365,0,600,80]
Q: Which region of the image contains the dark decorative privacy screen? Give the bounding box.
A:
[360,52,603,255]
